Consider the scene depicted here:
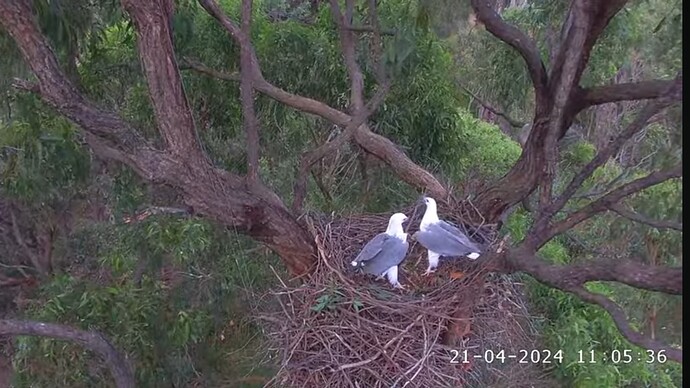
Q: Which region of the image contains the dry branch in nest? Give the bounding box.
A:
[257,201,546,387]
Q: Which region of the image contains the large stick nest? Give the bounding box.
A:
[258,201,548,387]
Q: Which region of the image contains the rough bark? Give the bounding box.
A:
[469,0,675,223]
[0,0,316,276]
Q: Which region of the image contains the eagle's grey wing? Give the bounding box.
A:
[360,238,409,276]
[416,223,478,257]
[352,233,391,265]
[437,221,482,252]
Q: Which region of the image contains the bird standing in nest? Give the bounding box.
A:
[351,213,410,289]
[414,197,482,276]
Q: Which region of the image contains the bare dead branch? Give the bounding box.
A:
[534,163,682,247]
[579,79,678,109]
[0,319,135,387]
[456,83,526,128]
[569,287,682,363]
[470,0,548,109]
[329,0,365,111]
[292,82,391,211]
[609,204,683,232]
[240,0,261,183]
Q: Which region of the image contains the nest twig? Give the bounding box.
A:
[256,200,545,387]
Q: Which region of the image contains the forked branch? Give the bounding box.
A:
[195,0,449,198]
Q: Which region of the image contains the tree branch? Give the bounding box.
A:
[535,74,682,228]
[0,319,135,387]
[0,0,157,167]
[1,0,318,276]
[579,79,678,110]
[239,0,261,183]
[535,163,682,247]
[194,0,449,198]
[507,248,683,295]
[121,0,207,161]
[609,204,682,232]
[549,1,628,99]
[570,287,682,363]
[548,1,628,138]
[470,0,549,109]
[500,247,683,362]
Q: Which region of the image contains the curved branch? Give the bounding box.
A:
[470,0,548,106]
[609,204,683,232]
[0,319,135,387]
[194,1,449,198]
[569,287,682,363]
[457,83,526,128]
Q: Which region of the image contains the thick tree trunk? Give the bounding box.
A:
[473,118,549,223]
